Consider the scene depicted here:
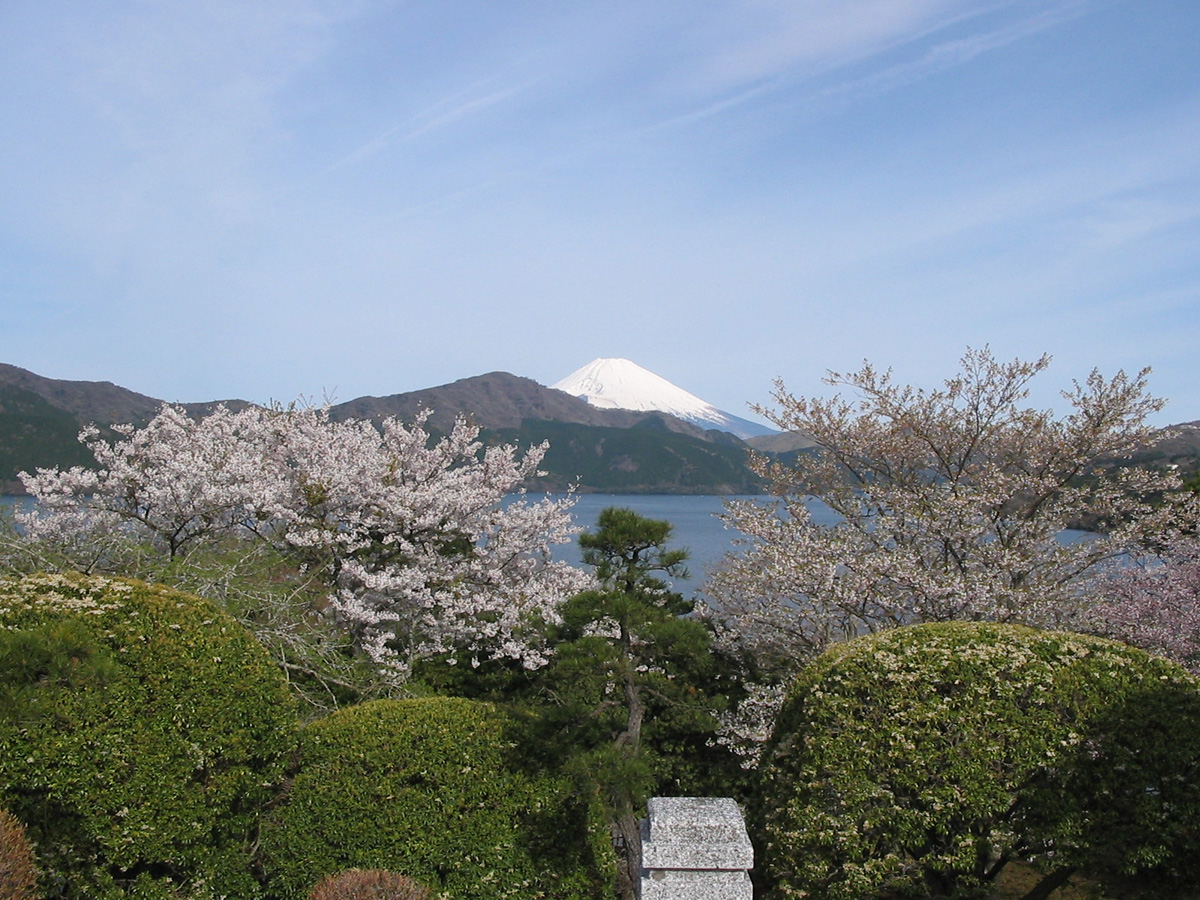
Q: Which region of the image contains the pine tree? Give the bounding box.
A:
[539,507,724,900]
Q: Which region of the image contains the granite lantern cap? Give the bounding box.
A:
[640,797,754,871]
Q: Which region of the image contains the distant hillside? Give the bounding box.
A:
[0,364,260,492]
[0,384,98,493]
[330,371,716,439]
[744,431,818,453]
[331,372,758,493]
[0,362,164,426]
[5,360,1196,498]
[489,417,760,494]
[1127,421,1200,474]
[0,365,758,495]
[0,363,251,426]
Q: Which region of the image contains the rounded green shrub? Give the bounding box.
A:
[261,697,600,900]
[754,622,1200,900]
[0,573,297,899]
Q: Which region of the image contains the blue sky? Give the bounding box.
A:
[3,0,1198,425]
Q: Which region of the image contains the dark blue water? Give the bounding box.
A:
[1,493,756,594]
[551,494,772,595]
[0,495,33,514]
[2,493,1098,596]
[551,494,1097,594]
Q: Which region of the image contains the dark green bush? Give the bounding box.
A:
[0,808,38,900]
[261,697,601,900]
[754,622,1200,900]
[0,573,297,899]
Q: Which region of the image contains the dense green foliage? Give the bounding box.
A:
[0,529,397,719]
[532,507,735,899]
[489,419,760,493]
[545,508,733,794]
[755,622,1200,900]
[259,697,601,900]
[0,573,297,900]
[0,385,95,492]
[410,508,744,900]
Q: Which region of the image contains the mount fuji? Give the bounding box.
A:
[551,358,775,440]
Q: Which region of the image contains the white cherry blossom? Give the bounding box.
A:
[705,349,1198,669]
[18,404,591,678]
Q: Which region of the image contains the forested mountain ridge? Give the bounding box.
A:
[3,361,1197,496]
[0,362,166,425]
[0,383,98,493]
[0,364,756,494]
[328,371,719,439]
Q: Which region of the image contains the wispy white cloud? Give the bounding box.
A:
[651,0,1090,130]
[802,1,1090,109]
[1,0,1197,424]
[0,0,373,262]
[678,0,979,91]
[325,82,526,174]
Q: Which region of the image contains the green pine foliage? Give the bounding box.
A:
[754,622,1200,900]
[543,511,732,797]
[529,507,737,900]
[0,573,297,900]
[259,697,602,900]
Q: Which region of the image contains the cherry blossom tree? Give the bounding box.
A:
[18,404,277,563]
[17,404,590,681]
[704,348,1197,672]
[1091,537,1200,674]
[259,408,591,674]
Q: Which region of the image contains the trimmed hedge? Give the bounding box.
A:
[754,622,1200,900]
[0,573,297,899]
[260,697,601,900]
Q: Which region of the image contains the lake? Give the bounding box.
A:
[0,495,33,513]
[1,492,1099,597]
[1,492,759,595]
[550,493,771,594]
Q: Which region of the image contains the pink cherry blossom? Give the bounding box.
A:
[1091,536,1200,674]
[704,349,1199,669]
[18,403,592,678]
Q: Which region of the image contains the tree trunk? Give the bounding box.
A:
[613,797,642,900]
[612,656,644,900]
[619,661,645,750]
[922,868,960,898]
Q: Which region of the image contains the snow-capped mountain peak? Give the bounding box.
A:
[551,358,774,439]
[553,358,713,417]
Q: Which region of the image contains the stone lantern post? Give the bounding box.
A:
[638,797,753,900]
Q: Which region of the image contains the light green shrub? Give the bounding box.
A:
[0,573,297,899]
[754,622,1200,900]
[260,697,602,900]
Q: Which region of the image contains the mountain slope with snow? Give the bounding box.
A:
[551,358,774,439]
